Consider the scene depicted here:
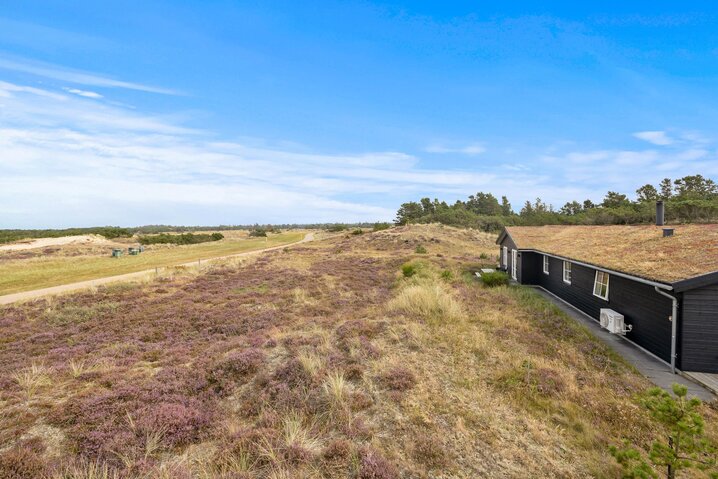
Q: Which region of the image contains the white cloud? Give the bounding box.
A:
[64,88,103,99]
[633,130,674,146]
[425,143,486,155]
[0,56,179,95]
[0,80,501,227]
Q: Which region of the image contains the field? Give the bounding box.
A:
[0,224,716,478]
[0,231,304,296]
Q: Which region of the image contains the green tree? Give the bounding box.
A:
[611,384,717,479]
[519,200,534,217]
[500,196,513,216]
[467,192,502,216]
[420,197,435,215]
[560,201,583,215]
[660,178,674,200]
[674,175,718,200]
[583,199,596,210]
[602,191,632,208]
[395,202,424,225]
[636,184,659,203]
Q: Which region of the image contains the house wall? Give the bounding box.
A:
[520,252,675,365]
[498,235,518,281]
[680,284,718,373]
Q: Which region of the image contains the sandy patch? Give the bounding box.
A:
[0,235,114,251]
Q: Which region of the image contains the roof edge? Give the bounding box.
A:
[518,248,674,290]
[672,270,718,292]
[496,227,512,246]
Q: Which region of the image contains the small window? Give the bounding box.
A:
[502,246,508,268]
[593,271,609,300]
[543,255,549,274]
[562,261,572,284]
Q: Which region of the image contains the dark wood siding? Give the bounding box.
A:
[681,284,718,373]
[529,256,674,364]
[520,251,542,285]
[498,235,518,280]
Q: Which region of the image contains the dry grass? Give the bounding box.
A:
[506,224,718,282]
[0,231,305,295]
[0,224,715,478]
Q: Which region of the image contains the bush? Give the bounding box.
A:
[249,229,267,237]
[414,245,427,254]
[440,270,453,280]
[372,222,391,232]
[138,232,224,245]
[401,263,416,278]
[326,224,347,232]
[378,367,417,391]
[480,271,509,287]
[351,229,364,235]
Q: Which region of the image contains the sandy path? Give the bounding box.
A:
[0,233,314,306]
[0,235,113,252]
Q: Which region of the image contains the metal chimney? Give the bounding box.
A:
[663,228,674,237]
[656,201,665,226]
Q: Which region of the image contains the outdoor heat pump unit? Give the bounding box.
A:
[599,308,633,335]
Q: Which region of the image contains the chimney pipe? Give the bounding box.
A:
[656,200,665,226]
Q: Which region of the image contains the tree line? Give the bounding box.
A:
[395,174,718,231]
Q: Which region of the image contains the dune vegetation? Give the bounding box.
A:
[0,231,303,296]
[0,224,715,478]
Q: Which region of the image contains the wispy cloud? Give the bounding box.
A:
[0,56,179,95]
[0,80,500,227]
[64,88,103,99]
[633,130,674,146]
[425,143,486,155]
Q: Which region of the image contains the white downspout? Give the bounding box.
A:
[655,286,679,373]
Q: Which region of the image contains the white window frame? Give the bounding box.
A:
[593,271,610,300]
[562,261,572,284]
[511,249,517,280]
[502,246,508,268]
[542,255,549,275]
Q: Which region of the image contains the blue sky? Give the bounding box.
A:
[1,2,718,227]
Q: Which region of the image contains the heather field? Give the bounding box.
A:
[1,224,716,478]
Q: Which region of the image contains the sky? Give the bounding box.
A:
[1,1,718,227]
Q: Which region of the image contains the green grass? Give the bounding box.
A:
[0,232,304,295]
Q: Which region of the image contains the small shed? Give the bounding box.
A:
[128,247,140,256]
[111,248,123,258]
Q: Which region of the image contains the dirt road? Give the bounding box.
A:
[0,232,314,306]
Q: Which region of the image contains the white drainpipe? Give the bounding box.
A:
[655,287,679,373]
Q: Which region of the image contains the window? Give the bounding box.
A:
[543,255,549,274]
[593,271,610,300]
[562,261,572,284]
[502,246,508,268]
[511,249,517,280]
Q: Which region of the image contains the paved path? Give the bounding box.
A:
[530,286,715,402]
[0,233,314,306]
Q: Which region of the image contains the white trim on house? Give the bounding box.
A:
[542,255,549,275]
[593,271,610,300]
[511,249,517,280]
[502,246,508,268]
[563,261,572,284]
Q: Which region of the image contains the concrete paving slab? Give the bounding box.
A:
[528,286,715,402]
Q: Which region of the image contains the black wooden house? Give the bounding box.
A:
[496,207,718,374]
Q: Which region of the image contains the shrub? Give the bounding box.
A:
[0,445,47,479]
[414,245,427,254]
[401,263,416,278]
[248,229,267,237]
[208,349,265,394]
[440,270,453,281]
[326,224,347,232]
[358,447,398,479]
[479,252,489,259]
[138,232,223,245]
[351,229,364,235]
[378,367,416,391]
[413,435,448,468]
[372,222,391,232]
[480,271,509,287]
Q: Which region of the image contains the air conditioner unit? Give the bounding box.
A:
[600,308,632,335]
